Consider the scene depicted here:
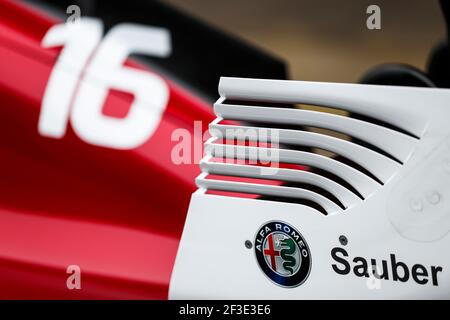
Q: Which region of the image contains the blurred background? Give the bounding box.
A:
[167,0,445,83]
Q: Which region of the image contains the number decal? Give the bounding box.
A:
[39,19,102,139]
[39,18,171,149]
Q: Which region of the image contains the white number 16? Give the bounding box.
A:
[39,18,171,149]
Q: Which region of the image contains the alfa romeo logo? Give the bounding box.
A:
[255,221,312,287]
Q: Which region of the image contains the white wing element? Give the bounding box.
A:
[171,78,450,299]
[198,78,442,214]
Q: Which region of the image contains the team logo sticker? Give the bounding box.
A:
[255,221,311,287]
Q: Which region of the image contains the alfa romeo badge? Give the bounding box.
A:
[255,221,312,288]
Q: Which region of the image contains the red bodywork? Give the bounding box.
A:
[0,0,215,299]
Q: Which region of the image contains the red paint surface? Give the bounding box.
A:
[0,0,215,299]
